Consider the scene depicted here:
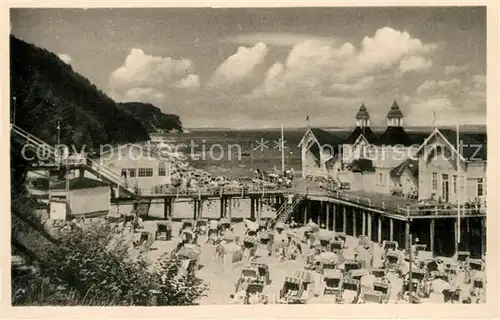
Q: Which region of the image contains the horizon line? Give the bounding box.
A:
[184,124,488,131]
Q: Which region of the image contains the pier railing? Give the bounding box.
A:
[140,184,292,198]
[319,188,487,217]
[137,182,487,217]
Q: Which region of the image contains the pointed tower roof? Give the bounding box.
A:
[355,103,370,120]
[387,100,404,119]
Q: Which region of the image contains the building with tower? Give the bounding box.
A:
[300,100,426,195]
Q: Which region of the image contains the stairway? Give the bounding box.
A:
[11,124,136,197]
[273,193,306,224]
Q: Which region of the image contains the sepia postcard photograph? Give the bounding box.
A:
[2,2,499,319]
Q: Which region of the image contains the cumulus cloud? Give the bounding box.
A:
[407,96,485,125]
[110,87,166,103]
[207,42,268,88]
[472,74,486,87]
[58,53,73,64]
[399,56,432,73]
[174,74,200,89]
[354,27,436,76]
[109,48,195,103]
[330,76,376,92]
[444,64,468,74]
[468,74,486,100]
[417,78,461,93]
[252,27,437,100]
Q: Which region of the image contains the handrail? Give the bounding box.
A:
[11,124,134,194]
[274,193,305,223]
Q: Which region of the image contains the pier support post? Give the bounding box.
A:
[342,206,347,233]
[405,219,411,252]
[220,197,226,219]
[362,211,366,236]
[465,218,470,251]
[389,218,394,241]
[481,217,486,257]
[377,216,382,243]
[193,200,198,220]
[308,201,312,224]
[228,198,232,220]
[197,199,203,219]
[352,207,357,237]
[317,201,322,227]
[163,197,171,219]
[367,212,372,240]
[326,203,330,231]
[250,198,256,220]
[332,203,337,232]
[454,218,458,254]
[303,202,308,225]
[257,198,262,225]
[430,219,435,253]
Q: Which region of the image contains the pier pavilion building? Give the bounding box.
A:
[97,143,174,193]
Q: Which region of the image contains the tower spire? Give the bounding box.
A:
[355,103,370,128]
[387,100,404,127]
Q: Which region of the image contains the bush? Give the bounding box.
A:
[12,223,208,306]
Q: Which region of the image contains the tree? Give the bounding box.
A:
[12,222,208,306]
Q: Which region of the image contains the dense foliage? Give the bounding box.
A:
[117,102,184,133]
[12,223,208,306]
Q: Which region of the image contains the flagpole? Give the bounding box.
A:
[281,123,285,173]
[250,142,254,171]
[456,123,461,250]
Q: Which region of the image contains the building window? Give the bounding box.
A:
[477,178,483,196]
[432,173,438,191]
[158,167,166,176]
[121,169,127,178]
[138,168,153,177]
[441,174,449,200]
[452,175,457,194]
[128,168,136,177]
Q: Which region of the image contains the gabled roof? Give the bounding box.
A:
[343,126,378,145]
[416,128,487,162]
[390,159,419,179]
[310,128,341,147]
[50,177,110,190]
[438,129,487,161]
[376,126,413,146]
[347,158,375,173]
[387,100,404,119]
[300,128,342,162]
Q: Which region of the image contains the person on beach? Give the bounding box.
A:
[278,239,287,261]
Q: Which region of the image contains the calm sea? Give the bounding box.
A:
[159,129,351,178]
[159,125,485,178]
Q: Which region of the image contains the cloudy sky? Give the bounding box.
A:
[11,7,486,129]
